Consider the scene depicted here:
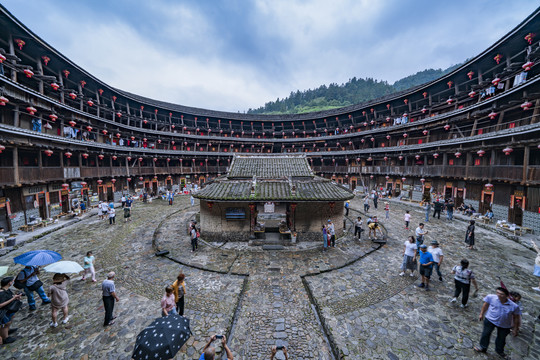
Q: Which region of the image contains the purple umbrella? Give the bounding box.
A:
[13,250,62,266]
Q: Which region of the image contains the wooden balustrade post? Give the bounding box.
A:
[522,146,529,185]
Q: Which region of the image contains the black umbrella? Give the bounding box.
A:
[132,314,191,360]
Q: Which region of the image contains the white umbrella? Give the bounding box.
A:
[44,261,84,274]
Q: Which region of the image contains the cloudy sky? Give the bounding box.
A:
[2,0,537,112]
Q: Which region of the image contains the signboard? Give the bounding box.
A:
[264,202,275,213]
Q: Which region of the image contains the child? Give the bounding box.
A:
[82,251,96,282]
[108,205,116,225]
[384,202,390,219]
[404,210,411,229]
[48,273,70,327]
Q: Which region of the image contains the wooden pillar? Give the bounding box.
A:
[13,147,19,185]
[8,34,16,82]
[522,146,529,184]
[58,71,65,103]
[13,105,20,127]
[465,152,471,180]
[36,59,44,94]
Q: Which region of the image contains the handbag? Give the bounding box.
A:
[27,279,44,292]
[5,299,22,314]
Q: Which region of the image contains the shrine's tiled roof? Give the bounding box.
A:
[227,155,313,178]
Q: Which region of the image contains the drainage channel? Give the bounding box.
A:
[221,275,249,360]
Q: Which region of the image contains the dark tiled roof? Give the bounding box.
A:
[194,178,354,201]
[228,155,313,178]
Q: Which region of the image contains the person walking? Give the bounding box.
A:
[415,223,428,252]
[190,195,195,206]
[532,240,540,292]
[322,225,328,251]
[417,245,434,291]
[363,195,370,212]
[451,259,478,308]
[384,202,390,220]
[428,240,444,281]
[373,192,379,209]
[424,202,431,222]
[100,201,109,220]
[161,286,177,317]
[121,194,126,208]
[108,205,116,225]
[446,199,455,221]
[97,201,104,220]
[48,273,70,327]
[327,220,336,247]
[354,217,363,239]
[124,196,133,222]
[172,273,186,316]
[81,251,96,282]
[344,201,350,216]
[0,277,23,345]
[15,265,51,311]
[190,225,198,252]
[399,236,417,277]
[474,287,521,359]
[465,220,476,250]
[404,211,411,230]
[102,272,119,326]
[433,200,442,219]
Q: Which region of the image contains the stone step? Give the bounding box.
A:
[262,244,285,250]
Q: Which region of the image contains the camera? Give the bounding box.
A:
[276,346,284,350]
[215,335,223,339]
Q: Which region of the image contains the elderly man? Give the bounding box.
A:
[102,272,120,326]
[200,335,233,360]
[474,287,521,359]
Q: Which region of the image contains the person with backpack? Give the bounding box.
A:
[15,265,51,311]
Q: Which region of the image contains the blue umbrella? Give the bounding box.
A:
[13,250,62,266]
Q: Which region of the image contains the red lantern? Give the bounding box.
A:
[157,139,162,144]
[491,77,501,86]
[477,150,485,157]
[167,158,170,162]
[50,83,60,90]
[370,137,375,142]
[64,152,72,158]
[386,135,391,140]
[139,177,143,181]
[69,92,77,100]
[420,178,425,183]
[143,120,148,125]
[385,175,390,180]
[44,149,53,156]
[86,100,94,107]
[403,133,408,138]
[401,177,406,182]
[116,112,122,118]
[423,130,428,135]
[80,80,86,88]
[502,147,513,155]
[494,54,502,64]
[469,90,477,98]
[97,179,103,185]
[0,54,5,63]
[0,96,9,106]
[143,138,147,142]
[98,89,104,96]
[49,114,58,122]
[522,61,534,71]
[102,130,108,135]
[447,81,453,88]
[367,156,372,161]
[26,106,37,115]
[415,155,420,160]
[116,133,121,138]
[127,178,132,182]
[386,116,391,122]
[404,99,408,105]
[488,111,497,120]
[433,153,439,159]
[384,156,388,161]
[444,124,450,131]
[521,101,533,110]
[112,96,117,102]
[68,120,76,127]
[454,152,461,158]
[524,32,534,44]
[423,92,428,98]
[98,154,105,160]
[112,155,117,160]
[138,157,143,162]
[370,175,374,179]
[0,145,5,153]
[485,183,494,189]
[82,153,89,159]
[421,107,427,114]
[171,141,175,145]
[63,70,70,78]
[127,156,132,161]
[467,71,474,80]
[61,183,69,190]
[24,69,34,78]
[111,178,116,183]
[81,181,87,187]
[398,155,403,160]
[153,158,157,162]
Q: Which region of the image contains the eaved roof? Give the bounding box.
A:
[193,154,353,202]
[227,154,313,178]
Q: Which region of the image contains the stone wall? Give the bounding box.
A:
[522,210,540,234]
[492,203,509,222]
[200,201,251,242]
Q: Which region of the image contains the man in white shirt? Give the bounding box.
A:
[428,240,444,281]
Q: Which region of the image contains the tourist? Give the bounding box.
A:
[485,209,494,220]
[327,220,336,247]
[271,346,289,360]
[80,201,86,214]
[322,225,328,251]
[428,240,444,281]
[344,200,350,216]
[102,272,119,326]
[404,210,411,230]
[363,195,370,212]
[465,220,475,250]
[15,265,51,311]
[368,216,382,239]
[81,251,96,282]
[143,192,148,203]
[446,199,454,221]
[161,286,177,317]
[100,201,109,220]
[190,195,195,206]
[0,276,23,345]
[354,217,363,239]
[108,204,116,225]
[424,201,431,222]
[172,272,186,316]
[384,202,390,220]
[474,287,521,358]
[373,191,379,209]
[190,225,198,252]
[415,223,428,251]
[168,191,174,206]
[48,273,70,327]
[399,236,417,277]
[433,200,443,219]
[200,335,233,360]
[531,240,540,292]
[417,245,434,291]
[121,194,126,208]
[125,196,133,222]
[97,201,104,220]
[450,259,478,308]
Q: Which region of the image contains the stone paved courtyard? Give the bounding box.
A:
[0,195,539,359]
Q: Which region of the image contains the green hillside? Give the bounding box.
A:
[247,64,461,115]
